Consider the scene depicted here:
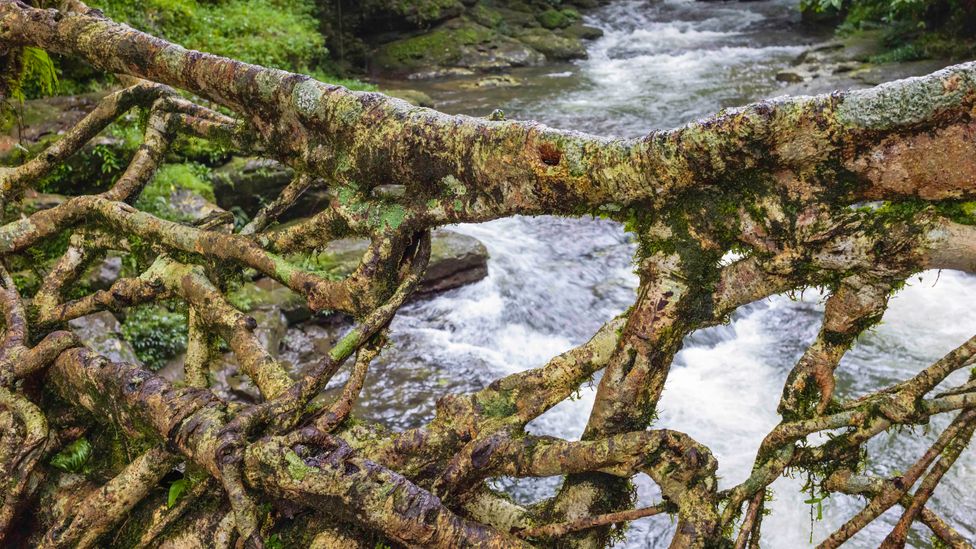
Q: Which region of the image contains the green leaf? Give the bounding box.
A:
[50,438,92,473]
[168,478,188,508]
[266,533,284,549]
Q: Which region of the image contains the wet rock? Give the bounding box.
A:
[372,16,547,78]
[211,157,293,214]
[383,88,436,107]
[536,8,580,30]
[85,255,122,291]
[210,352,262,404]
[237,229,489,325]
[775,70,806,83]
[168,188,228,224]
[68,311,141,364]
[21,191,68,213]
[514,27,588,61]
[279,323,344,372]
[210,156,329,220]
[564,24,605,41]
[421,228,490,295]
[777,31,956,96]
[313,228,489,295]
[248,305,289,357]
[457,74,522,89]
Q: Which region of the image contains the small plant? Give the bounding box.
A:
[50,438,92,474]
[120,304,188,370]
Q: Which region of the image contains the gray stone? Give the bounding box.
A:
[68,311,141,364]
[85,255,122,291]
[210,156,330,220]
[237,229,489,324]
[383,89,436,108]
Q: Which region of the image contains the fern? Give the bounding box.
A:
[5,47,59,103]
[50,438,92,473]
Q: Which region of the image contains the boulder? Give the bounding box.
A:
[210,157,330,220]
[457,74,522,89]
[382,89,436,107]
[85,255,122,291]
[372,17,545,78]
[68,311,141,364]
[311,227,489,296]
[238,228,489,324]
[211,157,293,215]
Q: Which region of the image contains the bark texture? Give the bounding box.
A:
[1,1,976,547]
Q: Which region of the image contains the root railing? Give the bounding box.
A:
[1,1,976,547]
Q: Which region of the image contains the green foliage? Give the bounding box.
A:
[50,438,93,473]
[803,0,976,60]
[135,162,216,222]
[167,477,188,508]
[90,0,326,72]
[2,47,58,103]
[120,304,189,370]
[265,534,284,549]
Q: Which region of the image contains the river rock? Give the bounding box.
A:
[68,311,141,364]
[383,88,436,107]
[237,228,489,324]
[777,30,957,96]
[210,157,331,220]
[311,228,489,296]
[85,255,123,291]
[457,74,522,89]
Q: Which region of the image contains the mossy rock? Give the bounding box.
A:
[515,27,588,61]
[382,88,437,107]
[392,0,465,25]
[234,228,489,326]
[537,8,579,30]
[69,311,142,365]
[210,156,328,220]
[563,23,604,41]
[372,17,544,77]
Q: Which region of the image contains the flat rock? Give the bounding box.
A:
[238,228,489,323]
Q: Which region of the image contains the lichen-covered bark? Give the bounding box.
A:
[1,1,976,547]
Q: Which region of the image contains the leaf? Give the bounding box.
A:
[50,438,92,473]
[266,533,283,549]
[168,478,188,508]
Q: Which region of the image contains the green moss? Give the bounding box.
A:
[374,18,495,71]
[284,450,315,481]
[536,8,579,30]
[476,389,517,418]
[393,0,463,24]
[134,162,215,222]
[90,0,327,72]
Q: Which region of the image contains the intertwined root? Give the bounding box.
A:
[1,1,976,547]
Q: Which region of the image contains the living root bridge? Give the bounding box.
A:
[1,0,976,547]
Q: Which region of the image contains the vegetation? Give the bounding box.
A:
[803,0,976,60]
[120,304,189,370]
[2,1,976,548]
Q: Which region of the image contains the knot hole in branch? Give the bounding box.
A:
[539,143,562,166]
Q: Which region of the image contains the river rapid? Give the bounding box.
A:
[359,1,976,546]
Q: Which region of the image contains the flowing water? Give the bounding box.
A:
[352,1,976,545]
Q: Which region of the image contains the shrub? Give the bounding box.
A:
[120,304,189,370]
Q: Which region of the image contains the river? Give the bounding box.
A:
[350,1,976,546]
